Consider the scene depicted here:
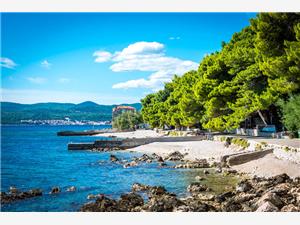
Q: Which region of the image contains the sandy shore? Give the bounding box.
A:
[98,130,300,178]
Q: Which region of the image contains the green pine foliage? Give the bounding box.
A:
[277,95,300,133]
[141,13,300,132]
[112,111,143,131]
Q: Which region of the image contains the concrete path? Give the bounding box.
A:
[247,137,300,149]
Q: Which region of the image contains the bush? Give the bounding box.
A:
[231,138,250,149]
[277,95,300,135]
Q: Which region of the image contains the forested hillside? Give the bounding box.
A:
[1,101,142,124]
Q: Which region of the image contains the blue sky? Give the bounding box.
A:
[1,13,256,104]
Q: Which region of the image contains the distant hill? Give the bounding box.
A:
[0,101,142,124]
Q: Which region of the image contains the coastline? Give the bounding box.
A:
[98,130,300,178]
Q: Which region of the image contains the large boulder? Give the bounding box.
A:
[254,192,284,209]
[255,201,279,212]
[80,195,119,212]
[145,194,183,212]
[164,151,185,161]
[118,192,144,211]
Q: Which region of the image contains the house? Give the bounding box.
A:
[236,105,283,137]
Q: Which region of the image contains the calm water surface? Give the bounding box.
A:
[1,125,215,212]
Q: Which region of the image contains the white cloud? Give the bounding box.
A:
[41,60,52,69]
[27,77,47,84]
[93,51,112,62]
[1,88,140,104]
[0,57,17,69]
[169,37,181,40]
[93,41,198,90]
[58,77,71,83]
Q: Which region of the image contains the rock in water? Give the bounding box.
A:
[50,186,60,194]
[236,180,252,193]
[157,156,164,162]
[118,192,144,211]
[110,154,119,162]
[146,194,183,212]
[164,151,185,161]
[187,182,208,193]
[81,195,119,212]
[66,186,76,192]
[9,186,19,194]
[132,183,150,192]
[255,201,279,212]
[1,188,42,204]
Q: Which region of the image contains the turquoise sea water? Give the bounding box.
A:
[1,125,202,212]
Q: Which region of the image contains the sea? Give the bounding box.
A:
[1,124,212,212]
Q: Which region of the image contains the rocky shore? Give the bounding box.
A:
[80,173,300,212]
[2,150,299,212]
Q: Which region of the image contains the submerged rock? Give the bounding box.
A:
[195,176,205,181]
